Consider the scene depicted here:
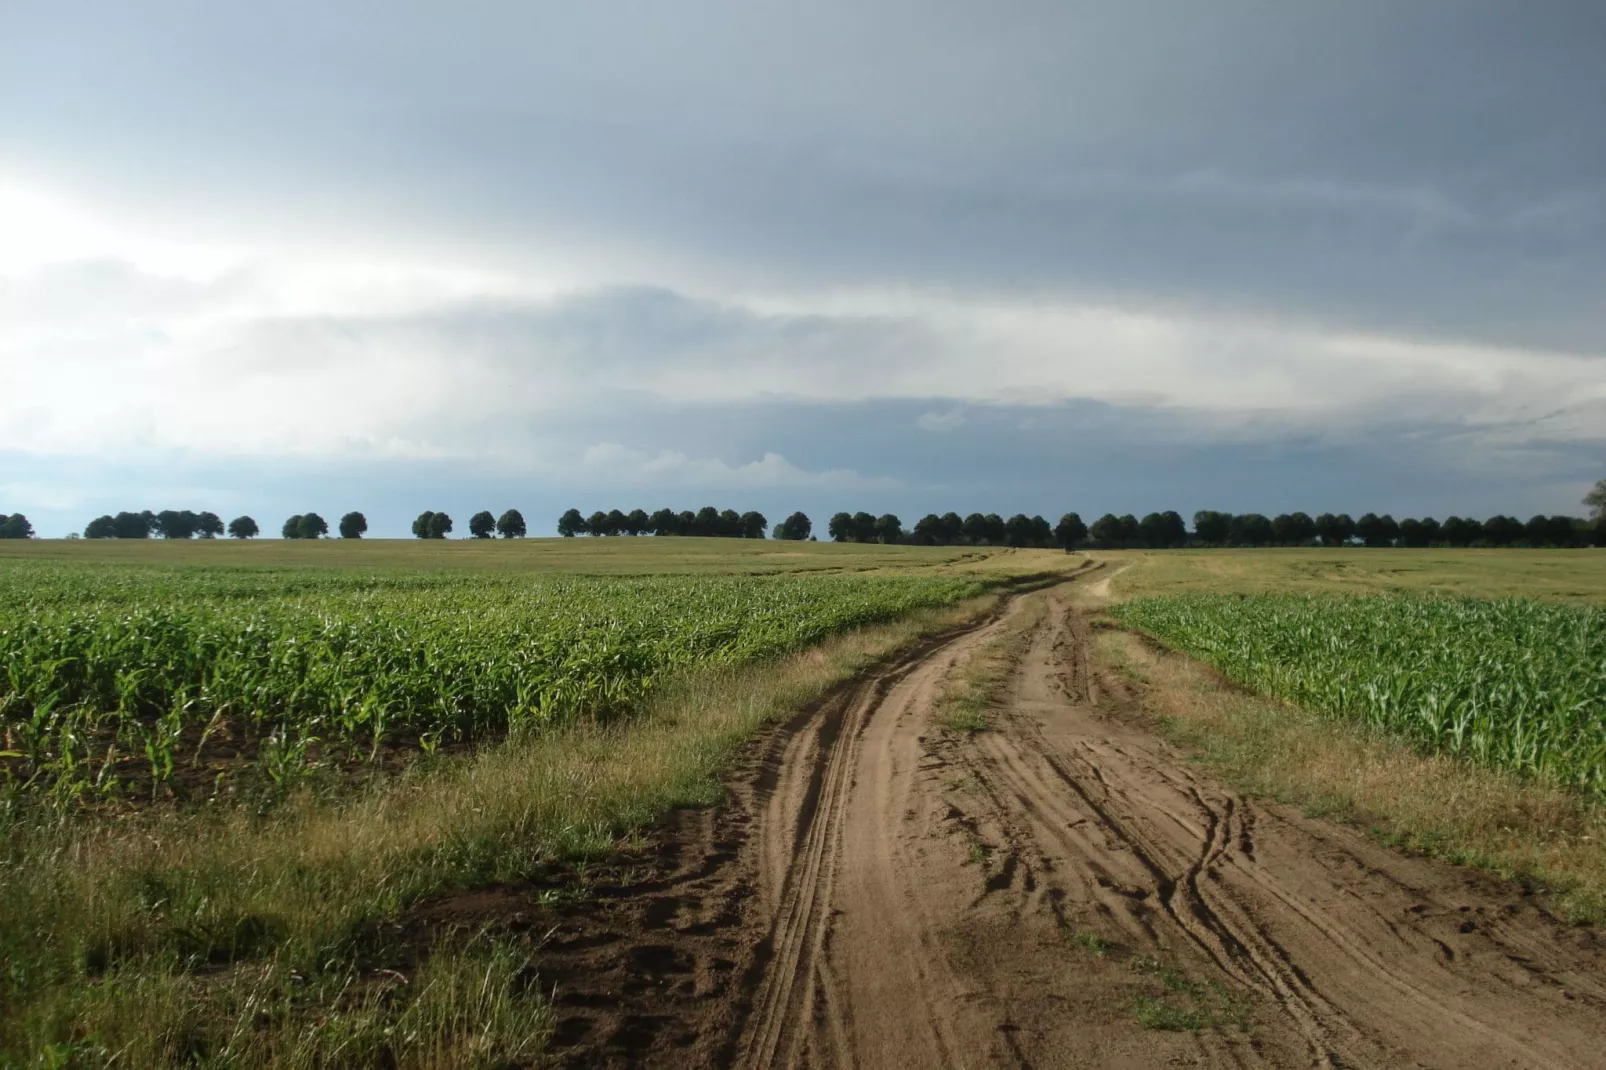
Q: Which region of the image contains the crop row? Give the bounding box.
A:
[1109,593,1606,795]
[0,567,981,798]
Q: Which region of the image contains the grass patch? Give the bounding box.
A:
[1093,628,1606,924]
[934,595,1046,733]
[1128,956,1249,1032]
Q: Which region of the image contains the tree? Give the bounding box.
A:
[1271,512,1315,546]
[112,511,154,539]
[1139,511,1187,548]
[469,510,496,539]
[283,515,305,539]
[339,511,368,539]
[427,512,453,539]
[1029,515,1053,547]
[1054,512,1087,550]
[1314,513,1354,547]
[677,510,697,534]
[85,515,116,539]
[1230,513,1273,546]
[961,513,989,544]
[911,514,942,545]
[848,512,875,543]
[740,511,768,539]
[774,511,812,541]
[695,506,721,537]
[0,513,33,539]
[1440,516,1482,547]
[587,510,610,535]
[197,511,224,539]
[1004,513,1035,547]
[413,511,437,539]
[227,515,259,539]
[1354,513,1398,548]
[298,513,329,539]
[1585,479,1606,521]
[608,508,631,536]
[1192,510,1232,546]
[496,509,527,538]
[649,508,680,535]
[873,513,902,544]
[1397,517,1431,548]
[1089,513,1123,548]
[1483,515,1523,546]
[828,512,855,542]
[626,509,650,536]
[557,508,586,537]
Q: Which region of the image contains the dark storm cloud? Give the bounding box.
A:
[4,1,1602,351]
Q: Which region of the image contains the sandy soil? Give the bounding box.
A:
[514,579,1606,1068]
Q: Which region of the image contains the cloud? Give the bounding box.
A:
[576,444,891,489]
[917,408,965,433]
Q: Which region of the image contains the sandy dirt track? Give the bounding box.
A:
[526,578,1606,1068]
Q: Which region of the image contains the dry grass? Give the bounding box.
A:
[934,594,1046,733]
[1088,547,1606,604]
[1093,629,1606,923]
[0,595,999,1065]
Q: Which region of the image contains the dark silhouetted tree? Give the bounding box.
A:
[626,509,650,535]
[586,510,609,535]
[938,512,964,544]
[339,511,368,539]
[1440,516,1482,547]
[1089,513,1123,547]
[227,515,259,539]
[1585,479,1606,521]
[608,508,631,536]
[1055,512,1087,550]
[496,509,526,538]
[648,508,680,535]
[1314,513,1354,546]
[413,511,437,539]
[741,511,768,539]
[961,513,989,544]
[1271,512,1315,546]
[694,506,721,537]
[911,514,942,545]
[1004,513,1034,547]
[1192,510,1232,546]
[85,515,116,539]
[0,513,33,539]
[850,511,876,543]
[427,512,452,539]
[469,510,496,539]
[1483,515,1522,546]
[677,509,696,533]
[828,512,854,542]
[1353,513,1398,547]
[1230,513,1274,546]
[109,511,155,539]
[197,511,224,538]
[298,513,329,539]
[283,515,305,539]
[718,509,742,537]
[557,508,585,537]
[873,513,902,544]
[1029,515,1053,547]
[774,512,812,540]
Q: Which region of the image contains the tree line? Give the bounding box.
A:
[46,478,1606,545]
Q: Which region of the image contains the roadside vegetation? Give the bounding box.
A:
[1087,548,1606,924]
[0,542,1073,1064]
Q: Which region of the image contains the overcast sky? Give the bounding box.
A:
[2,1,1602,536]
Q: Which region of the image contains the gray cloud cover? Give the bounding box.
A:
[1,1,1602,534]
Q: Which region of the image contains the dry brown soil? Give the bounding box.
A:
[449,576,1606,1068]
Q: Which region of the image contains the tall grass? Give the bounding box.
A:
[1110,594,1606,795]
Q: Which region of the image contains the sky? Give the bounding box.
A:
[2,1,1603,537]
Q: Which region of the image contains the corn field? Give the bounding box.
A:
[0,564,980,799]
[1110,594,1606,795]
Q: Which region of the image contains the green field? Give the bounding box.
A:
[1111,593,1606,795]
[0,563,981,803]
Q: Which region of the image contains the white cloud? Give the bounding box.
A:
[576,444,891,489]
[916,407,965,432]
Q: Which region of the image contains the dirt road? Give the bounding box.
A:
[531,580,1606,1068]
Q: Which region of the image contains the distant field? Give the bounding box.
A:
[1098,547,1606,603]
[0,536,1052,576]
